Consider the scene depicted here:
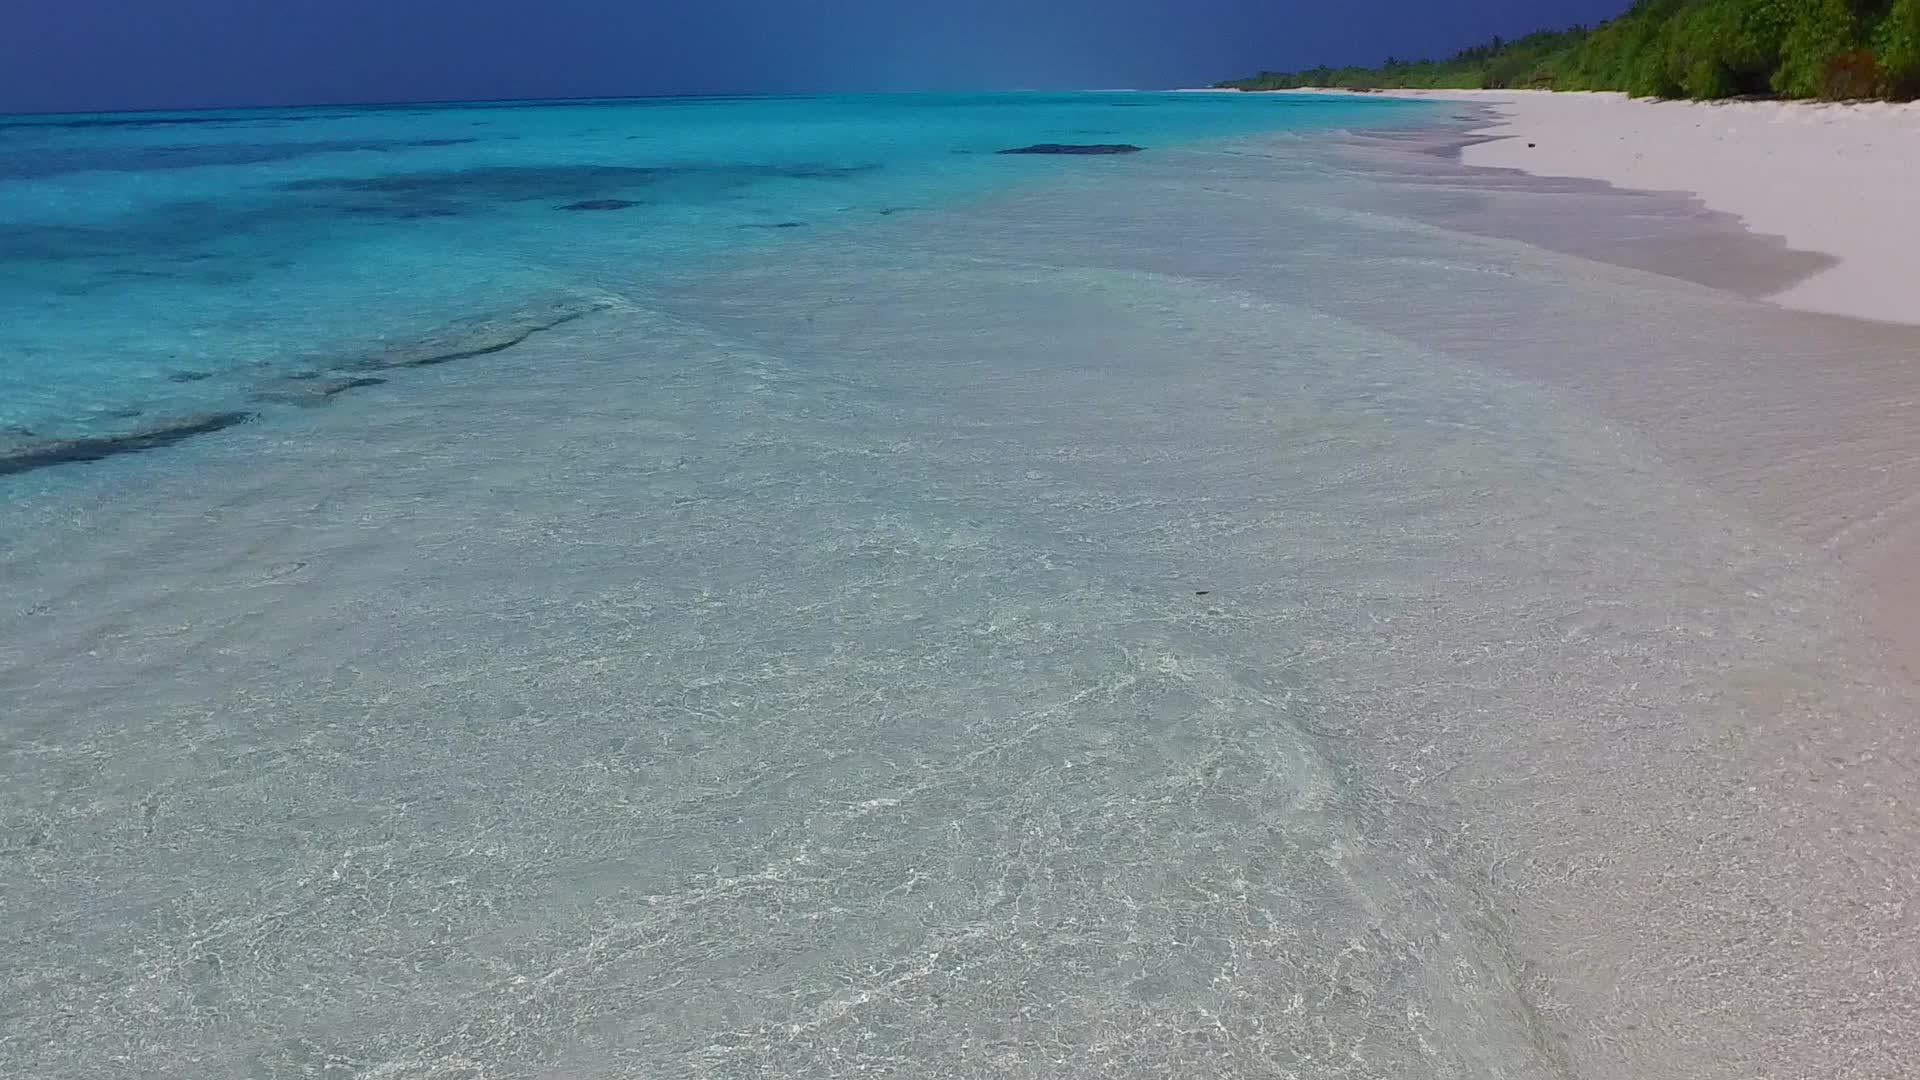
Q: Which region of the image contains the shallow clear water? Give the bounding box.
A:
[5,99,1920,1079]
[0,92,1420,453]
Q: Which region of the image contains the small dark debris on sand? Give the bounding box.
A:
[997,144,1145,156]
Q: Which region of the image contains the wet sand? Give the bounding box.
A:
[1451,90,1920,326]
[1322,113,1920,673]
[1256,87,1920,327]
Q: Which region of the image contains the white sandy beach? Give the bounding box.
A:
[1291,88,1920,325]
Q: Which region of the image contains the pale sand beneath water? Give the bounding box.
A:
[1261,87,1920,326]
[6,107,1920,1080]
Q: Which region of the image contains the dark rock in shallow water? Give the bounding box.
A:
[559,199,640,212]
[283,164,876,210]
[996,143,1144,156]
[0,412,253,477]
[2,304,605,478]
[253,375,387,406]
[353,300,609,370]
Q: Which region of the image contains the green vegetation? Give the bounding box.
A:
[1219,0,1920,100]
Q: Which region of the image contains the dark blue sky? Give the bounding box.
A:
[1,1,1628,114]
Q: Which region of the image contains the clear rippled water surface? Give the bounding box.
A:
[5,95,1919,1080]
[0,92,1420,456]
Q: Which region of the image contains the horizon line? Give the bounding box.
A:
[0,86,1189,122]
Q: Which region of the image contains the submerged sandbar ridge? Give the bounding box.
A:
[0,411,255,477]
[0,300,609,478]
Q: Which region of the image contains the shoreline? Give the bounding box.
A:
[1300,104,1920,678]
[1242,87,1920,326]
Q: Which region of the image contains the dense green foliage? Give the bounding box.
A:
[1219,0,1920,100]
[1880,0,1920,96]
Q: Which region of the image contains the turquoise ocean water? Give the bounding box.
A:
[8,91,1918,1078]
[0,92,1420,460]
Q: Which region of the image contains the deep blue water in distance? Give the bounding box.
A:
[0,92,1424,458]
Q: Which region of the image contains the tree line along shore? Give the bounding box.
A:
[1220,0,1920,101]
